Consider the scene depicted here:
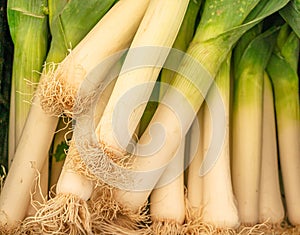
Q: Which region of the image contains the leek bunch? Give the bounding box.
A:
[0,0,299,234]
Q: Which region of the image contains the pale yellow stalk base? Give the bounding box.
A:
[150,175,185,234]
[201,151,239,229]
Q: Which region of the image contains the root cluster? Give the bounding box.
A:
[20,193,92,235]
[38,62,97,118]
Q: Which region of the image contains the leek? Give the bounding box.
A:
[266,24,300,226]
[186,108,204,221]
[7,0,49,167]
[201,54,239,230]
[0,0,142,230]
[148,3,201,231]
[258,72,284,226]
[150,140,186,234]
[232,26,278,226]
[17,1,150,233]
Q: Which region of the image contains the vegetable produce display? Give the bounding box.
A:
[0,0,299,234]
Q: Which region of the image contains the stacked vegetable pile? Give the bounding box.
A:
[0,0,299,234]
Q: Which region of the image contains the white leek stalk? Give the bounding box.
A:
[258,73,284,225]
[150,139,186,234]
[201,55,239,230]
[186,109,204,219]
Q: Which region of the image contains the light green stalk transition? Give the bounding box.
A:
[266,24,300,226]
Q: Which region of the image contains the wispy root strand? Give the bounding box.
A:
[92,218,151,235]
[89,183,151,234]
[237,222,300,235]
[183,215,227,235]
[20,193,92,235]
[151,219,185,235]
[184,205,237,235]
[38,62,97,118]
[0,224,20,235]
[75,140,136,189]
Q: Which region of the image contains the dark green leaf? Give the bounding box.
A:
[53,141,68,162]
